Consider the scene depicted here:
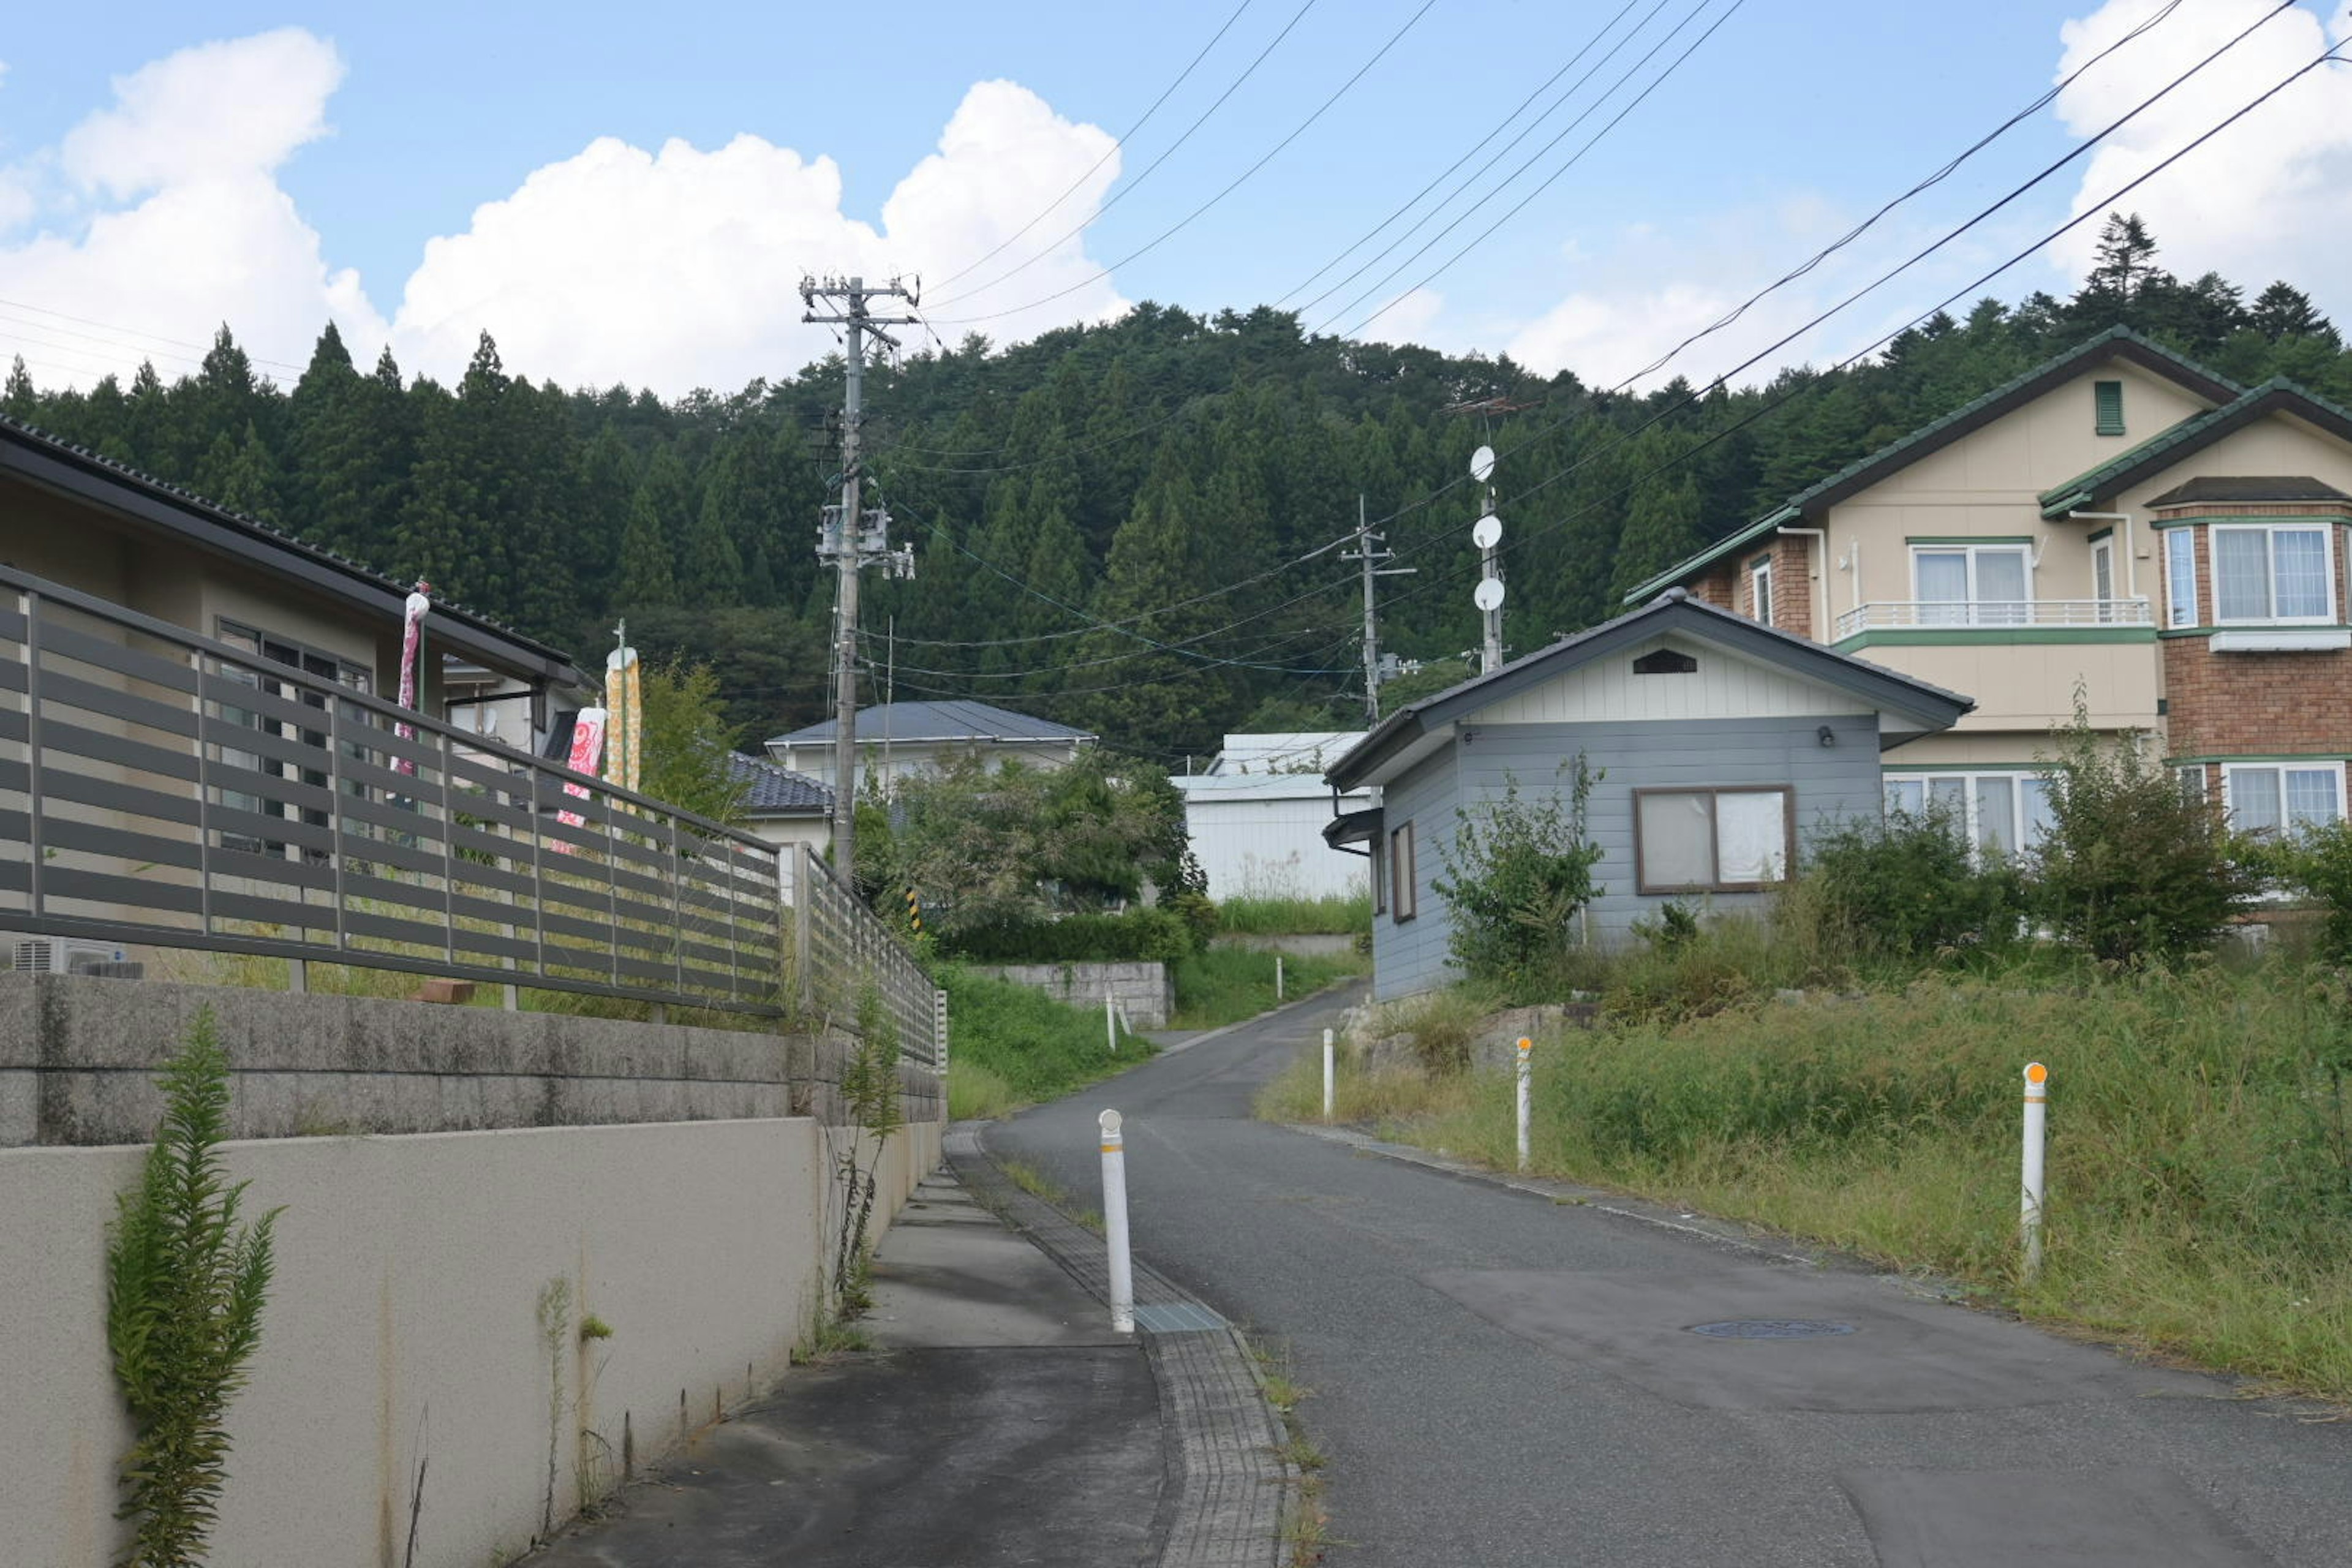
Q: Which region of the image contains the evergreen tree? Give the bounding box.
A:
[2250,282,2335,343]
[618,447,692,608]
[2,356,34,421]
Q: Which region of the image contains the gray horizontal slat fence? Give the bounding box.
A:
[789,843,941,1068]
[0,567,824,1021]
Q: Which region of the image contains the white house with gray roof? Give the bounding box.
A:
[1325,590,1973,1000]
[764,699,1095,792]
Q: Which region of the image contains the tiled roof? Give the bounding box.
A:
[726,752,832,815]
[1623,326,2244,604]
[0,410,584,680]
[2039,378,2352,518]
[2144,475,2352,508]
[767,698,1096,748]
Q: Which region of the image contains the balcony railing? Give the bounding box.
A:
[1834,598,2153,638]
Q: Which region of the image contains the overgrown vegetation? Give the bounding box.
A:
[1432,762,1604,993]
[1215,892,1373,936]
[1167,946,1368,1032]
[936,964,1157,1114]
[944,907,1201,964]
[105,1008,282,1567]
[834,987,907,1293]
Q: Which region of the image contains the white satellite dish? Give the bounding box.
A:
[1474,578,1506,613]
[1469,445,1496,483]
[1471,513,1502,550]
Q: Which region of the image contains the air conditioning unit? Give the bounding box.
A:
[6,934,129,974]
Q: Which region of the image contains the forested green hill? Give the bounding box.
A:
[6,217,2345,763]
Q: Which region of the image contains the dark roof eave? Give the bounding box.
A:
[0,421,587,688]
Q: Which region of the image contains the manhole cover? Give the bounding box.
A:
[1685,1319,1856,1340]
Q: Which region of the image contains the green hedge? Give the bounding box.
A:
[942,908,1197,963]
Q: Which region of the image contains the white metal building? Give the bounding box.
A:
[1175,733,1374,902]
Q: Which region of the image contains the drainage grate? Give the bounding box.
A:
[1133,1302,1229,1333]
[1685,1319,1857,1340]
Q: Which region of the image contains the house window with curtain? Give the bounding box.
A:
[1634,786,1793,894]
[2223,763,2344,834]
[2165,528,2197,628]
[1389,821,1416,921]
[1885,770,2054,860]
[2211,524,2334,624]
[1912,543,2030,625]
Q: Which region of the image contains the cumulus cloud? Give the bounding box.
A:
[0,29,383,387]
[386,79,1125,390]
[2049,0,2352,312]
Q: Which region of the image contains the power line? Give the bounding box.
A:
[924,0,1321,309]
[925,0,1261,294]
[926,0,1442,326]
[0,294,307,374]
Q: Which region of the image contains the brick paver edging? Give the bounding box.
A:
[944,1125,1292,1568]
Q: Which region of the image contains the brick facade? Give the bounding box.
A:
[2155,503,2352,761]
[1699,532,1817,638]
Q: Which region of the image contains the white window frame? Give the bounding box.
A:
[1883,769,2054,859]
[1910,543,2034,625]
[2165,527,2197,629]
[2220,761,2347,835]
[2209,522,2335,626]
[2090,537,2116,620]
[1633,786,1794,895]
[1749,557,1776,628]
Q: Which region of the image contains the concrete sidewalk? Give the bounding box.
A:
[521,1169,1168,1567]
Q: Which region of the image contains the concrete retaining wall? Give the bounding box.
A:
[0,1114,943,1568]
[0,974,944,1147]
[1210,932,1362,958]
[973,961,1174,1029]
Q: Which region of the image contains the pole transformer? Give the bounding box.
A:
[1342,494,1414,725]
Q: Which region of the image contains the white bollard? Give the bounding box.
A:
[1515,1036,1532,1172]
[1276,954,1285,1001]
[2021,1061,2048,1283]
[1106,992,1118,1054]
[1322,1027,1335,1121]
[1099,1109,1134,1334]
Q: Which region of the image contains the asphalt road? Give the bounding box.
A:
[986,982,2352,1567]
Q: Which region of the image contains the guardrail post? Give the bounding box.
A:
[2022,1061,2048,1283]
[1099,1109,1134,1335]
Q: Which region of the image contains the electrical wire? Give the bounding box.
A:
[925,0,1261,293]
[925,0,1442,326]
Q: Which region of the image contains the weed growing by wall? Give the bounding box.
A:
[105,1006,282,1567]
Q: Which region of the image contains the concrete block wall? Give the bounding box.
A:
[0,1114,944,1568]
[0,975,943,1148]
[973,961,1174,1029]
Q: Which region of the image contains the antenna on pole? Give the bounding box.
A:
[1470,445,1504,673]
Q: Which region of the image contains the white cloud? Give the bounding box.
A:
[0,29,382,386]
[386,79,1125,390]
[2049,0,2352,312]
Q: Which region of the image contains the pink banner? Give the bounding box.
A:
[394,583,430,777]
[552,707,607,853]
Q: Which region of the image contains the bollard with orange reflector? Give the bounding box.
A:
[1099,1109,1134,1333]
[2021,1061,2048,1283]
[1515,1037,1533,1172]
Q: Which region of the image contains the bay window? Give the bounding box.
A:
[2211,524,2332,624]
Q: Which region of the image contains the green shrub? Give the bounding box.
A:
[1215,892,1373,935]
[934,963,1152,1105]
[1804,805,2024,960]
[1432,761,1605,994]
[2278,820,2352,960]
[2031,704,2253,965]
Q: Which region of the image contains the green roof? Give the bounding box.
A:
[1623,326,2242,605]
[2039,377,2352,518]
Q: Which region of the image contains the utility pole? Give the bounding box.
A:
[1341,494,1414,725]
[1470,446,1504,673]
[802,274,919,888]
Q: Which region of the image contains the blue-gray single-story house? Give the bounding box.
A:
[1324,588,1973,1000]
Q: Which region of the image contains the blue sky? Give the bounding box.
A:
[1,2,2346,393]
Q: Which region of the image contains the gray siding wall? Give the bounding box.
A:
[1458,713,1884,948]
[1368,713,1889,998]
[1369,746,1460,1001]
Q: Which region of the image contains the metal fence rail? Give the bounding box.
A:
[791,843,938,1065]
[0,566,938,1063]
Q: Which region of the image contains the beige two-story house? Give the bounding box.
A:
[1627,327,2352,849]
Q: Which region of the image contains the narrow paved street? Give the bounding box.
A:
[988,983,2352,1567]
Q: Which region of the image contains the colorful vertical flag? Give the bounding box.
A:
[394,581,431,776]
[553,707,608,852]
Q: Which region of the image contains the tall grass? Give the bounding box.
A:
[935,963,1153,1112]
[1168,946,1368,1031]
[1290,961,2352,1398]
[1214,892,1372,936]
